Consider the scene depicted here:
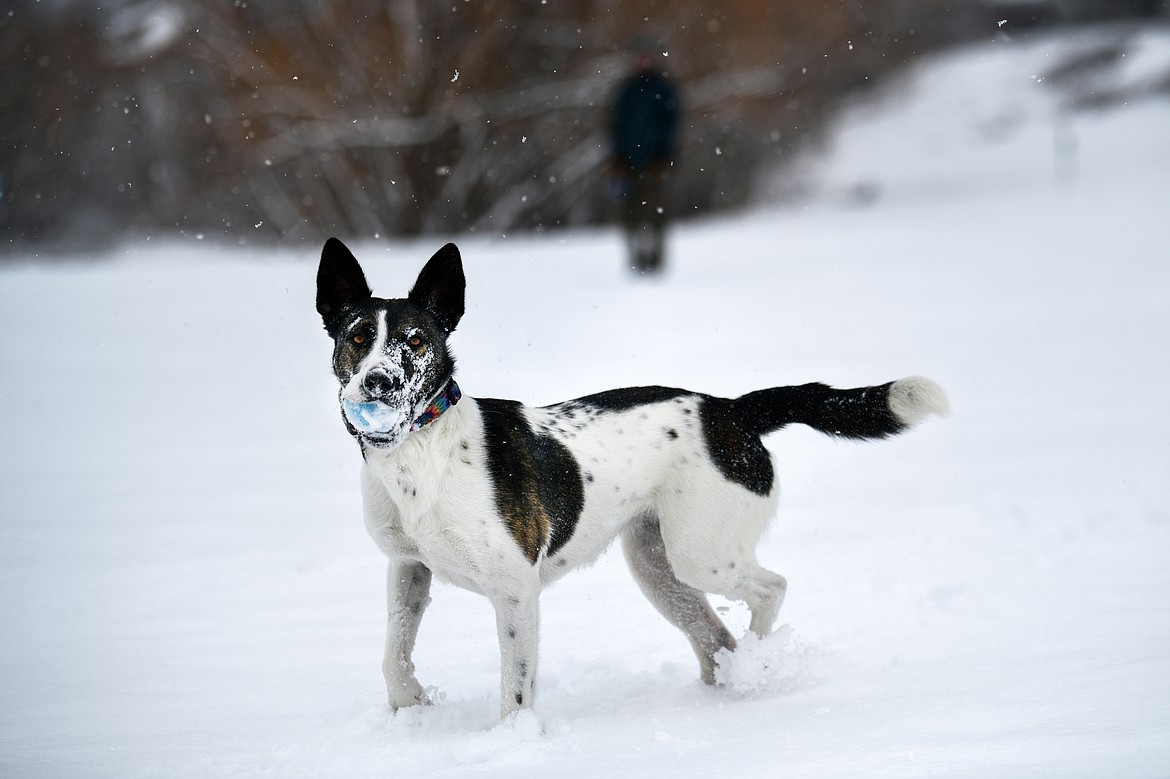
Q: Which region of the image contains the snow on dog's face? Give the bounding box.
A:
[317,239,464,450]
[332,303,450,447]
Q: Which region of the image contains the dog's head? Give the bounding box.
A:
[316,238,464,450]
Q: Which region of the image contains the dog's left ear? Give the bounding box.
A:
[317,237,372,336]
[408,243,465,333]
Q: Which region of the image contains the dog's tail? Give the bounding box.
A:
[734,376,949,439]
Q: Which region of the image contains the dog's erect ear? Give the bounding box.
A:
[408,243,465,333]
[317,237,372,335]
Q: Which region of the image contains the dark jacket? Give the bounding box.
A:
[610,71,680,170]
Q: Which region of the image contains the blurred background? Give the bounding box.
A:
[3,0,1166,255]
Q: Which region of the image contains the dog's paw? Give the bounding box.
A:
[388,679,432,712]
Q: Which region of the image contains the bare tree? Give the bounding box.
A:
[1,0,988,253]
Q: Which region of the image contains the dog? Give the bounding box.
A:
[316,237,948,719]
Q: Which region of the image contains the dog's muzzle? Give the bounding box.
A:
[361,368,401,401]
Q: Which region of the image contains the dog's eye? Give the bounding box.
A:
[352,334,367,345]
[408,335,424,349]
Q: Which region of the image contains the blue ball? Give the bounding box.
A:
[341,398,403,433]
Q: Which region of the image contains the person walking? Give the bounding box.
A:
[609,44,680,274]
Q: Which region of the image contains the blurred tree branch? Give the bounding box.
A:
[1,0,987,252]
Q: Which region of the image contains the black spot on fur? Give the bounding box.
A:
[666,428,679,439]
[698,395,775,496]
[480,399,585,563]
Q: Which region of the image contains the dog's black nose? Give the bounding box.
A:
[362,368,399,399]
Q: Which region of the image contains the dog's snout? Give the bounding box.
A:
[362,368,399,399]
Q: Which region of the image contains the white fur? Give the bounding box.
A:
[889,376,950,426]
[360,393,788,718]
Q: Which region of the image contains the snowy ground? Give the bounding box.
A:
[3,24,1169,779]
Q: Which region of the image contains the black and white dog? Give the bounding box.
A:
[316,238,948,719]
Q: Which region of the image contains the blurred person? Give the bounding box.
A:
[609,42,680,274]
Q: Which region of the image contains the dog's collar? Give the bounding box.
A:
[410,379,462,432]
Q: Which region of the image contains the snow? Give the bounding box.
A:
[3,25,1169,778]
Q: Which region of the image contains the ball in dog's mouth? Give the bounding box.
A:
[341,398,406,434]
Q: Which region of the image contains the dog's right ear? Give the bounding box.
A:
[317,237,372,335]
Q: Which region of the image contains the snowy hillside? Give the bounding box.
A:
[2,24,1169,778]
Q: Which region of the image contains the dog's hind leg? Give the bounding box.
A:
[667,556,787,638]
[383,559,433,711]
[656,480,788,638]
[491,589,540,717]
[660,545,788,639]
[622,514,737,684]
[741,567,788,637]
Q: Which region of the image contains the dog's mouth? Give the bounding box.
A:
[341,397,409,436]
[338,371,459,450]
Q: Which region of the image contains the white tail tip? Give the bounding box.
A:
[889,376,950,426]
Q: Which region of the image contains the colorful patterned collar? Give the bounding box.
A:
[411,379,462,431]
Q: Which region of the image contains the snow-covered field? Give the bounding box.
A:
[3,24,1169,778]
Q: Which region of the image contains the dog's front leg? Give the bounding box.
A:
[492,591,540,718]
[383,558,432,712]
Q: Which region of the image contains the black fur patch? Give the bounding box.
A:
[735,382,903,439]
[317,238,371,337]
[698,396,775,496]
[479,399,585,563]
[699,381,907,495]
[555,385,692,414]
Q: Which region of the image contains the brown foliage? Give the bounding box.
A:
[1,0,982,251]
